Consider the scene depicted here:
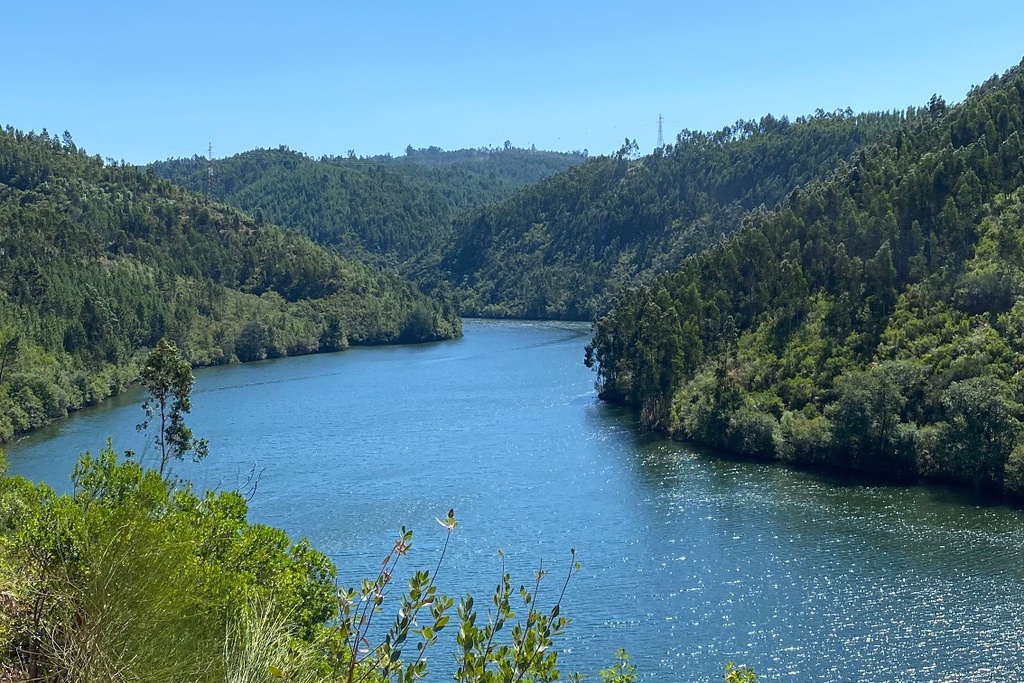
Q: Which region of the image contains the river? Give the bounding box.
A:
[6,319,1024,682]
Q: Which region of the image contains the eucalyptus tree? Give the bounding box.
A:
[137,339,208,477]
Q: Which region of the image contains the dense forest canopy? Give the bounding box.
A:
[445,109,913,319]
[0,125,460,441]
[587,59,1024,497]
[148,145,586,277]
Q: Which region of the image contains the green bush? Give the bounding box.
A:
[775,410,833,465]
[726,407,778,459]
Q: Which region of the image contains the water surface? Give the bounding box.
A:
[7,320,1024,682]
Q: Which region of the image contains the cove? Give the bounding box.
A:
[6,319,1024,682]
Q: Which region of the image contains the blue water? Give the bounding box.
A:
[7,319,1024,682]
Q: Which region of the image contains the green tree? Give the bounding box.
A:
[0,335,18,385]
[235,321,270,362]
[826,362,918,475]
[940,376,1022,489]
[137,339,208,476]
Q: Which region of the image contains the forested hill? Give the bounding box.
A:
[586,58,1024,498]
[446,110,911,319]
[148,146,586,271]
[360,144,588,187]
[0,126,460,441]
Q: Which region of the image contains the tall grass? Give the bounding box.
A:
[223,600,322,683]
[46,511,223,683]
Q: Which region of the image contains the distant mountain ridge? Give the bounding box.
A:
[148,145,586,273]
[150,117,910,323]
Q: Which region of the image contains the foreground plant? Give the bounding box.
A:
[454,549,579,683]
[599,649,636,683]
[322,509,581,683]
[325,516,453,683]
[723,661,759,683]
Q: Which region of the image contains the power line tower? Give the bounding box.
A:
[207,142,214,195]
[657,114,664,150]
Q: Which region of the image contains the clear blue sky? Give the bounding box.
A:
[5,1,1024,164]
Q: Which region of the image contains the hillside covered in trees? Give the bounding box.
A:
[151,117,911,323]
[446,110,911,319]
[586,59,1024,497]
[0,126,460,441]
[148,145,586,277]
